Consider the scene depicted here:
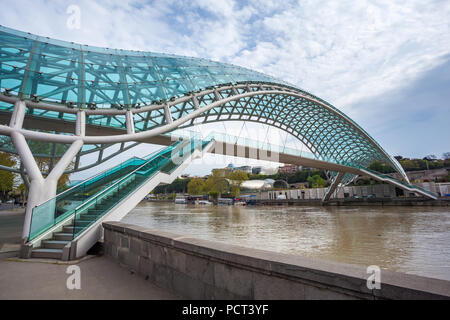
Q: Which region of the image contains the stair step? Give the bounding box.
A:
[79,215,100,221]
[74,219,93,225]
[31,248,63,259]
[87,209,103,214]
[42,240,69,249]
[94,205,112,209]
[53,232,73,241]
[63,225,84,233]
[81,217,101,222]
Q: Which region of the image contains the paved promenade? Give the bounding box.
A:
[0,209,179,299]
[0,256,180,299]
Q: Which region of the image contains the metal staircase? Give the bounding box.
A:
[22,137,214,260]
[360,168,438,200]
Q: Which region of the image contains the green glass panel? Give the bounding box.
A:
[70,137,211,239]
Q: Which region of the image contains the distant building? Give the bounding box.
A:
[234,165,252,174]
[212,168,232,177]
[252,166,262,174]
[252,166,278,175]
[240,180,273,190]
[279,164,300,174]
[214,164,278,176]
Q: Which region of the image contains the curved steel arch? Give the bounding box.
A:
[1,26,439,243]
[0,25,406,181]
[0,83,407,181]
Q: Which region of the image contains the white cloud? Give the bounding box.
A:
[1,0,449,174]
[231,0,450,113]
[2,0,448,111]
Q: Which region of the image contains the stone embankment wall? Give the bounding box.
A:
[103,221,450,300]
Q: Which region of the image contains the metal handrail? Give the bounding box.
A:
[360,168,438,198]
[36,156,144,208]
[70,139,205,240]
[71,140,184,212]
[27,156,149,241]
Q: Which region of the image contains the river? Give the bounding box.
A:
[122,202,450,281]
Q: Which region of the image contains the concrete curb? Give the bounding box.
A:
[3,254,98,265]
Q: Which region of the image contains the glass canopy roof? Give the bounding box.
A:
[0,25,287,108]
[0,25,408,183]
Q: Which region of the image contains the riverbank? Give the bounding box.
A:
[146,197,450,206]
[259,197,450,206]
[103,221,450,299]
[124,202,450,280]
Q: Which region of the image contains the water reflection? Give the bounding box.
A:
[122,203,450,281]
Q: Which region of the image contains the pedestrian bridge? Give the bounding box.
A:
[0,25,437,260]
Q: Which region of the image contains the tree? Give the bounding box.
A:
[0,152,16,202]
[229,170,248,182]
[307,174,325,188]
[187,178,205,195]
[230,185,241,198]
[15,182,27,207]
[368,160,395,174]
[153,177,189,194]
[229,170,248,197]
[423,155,437,161]
[203,170,229,197]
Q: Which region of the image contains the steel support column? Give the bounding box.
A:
[322,171,345,202]
[8,101,84,241]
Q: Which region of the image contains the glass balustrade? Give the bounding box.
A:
[28,146,175,241]
[71,137,210,239]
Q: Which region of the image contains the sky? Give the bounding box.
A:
[1,0,449,178]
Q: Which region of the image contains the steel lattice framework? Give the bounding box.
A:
[1,25,440,243]
[0,25,407,182]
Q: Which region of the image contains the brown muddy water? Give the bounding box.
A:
[122,202,450,281]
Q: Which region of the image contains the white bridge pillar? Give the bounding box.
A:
[9,100,84,241]
[322,171,345,202]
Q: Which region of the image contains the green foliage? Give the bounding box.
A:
[248,169,327,185]
[153,178,189,194]
[230,184,241,197]
[187,178,205,195]
[368,156,449,173]
[398,158,446,171]
[0,137,72,190]
[167,193,176,200]
[228,170,249,197]
[229,170,249,182]
[248,173,270,180]
[0,152,16,201]
[368,160,395,173]
[203,170,229,196]
[307,174,325,188]
[208,190,218,199]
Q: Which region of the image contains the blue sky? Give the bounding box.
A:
[0,0,449,177]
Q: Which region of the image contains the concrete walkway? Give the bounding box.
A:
[0,208,24,257]
[0,208,24,244]
[0,256,180,299]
